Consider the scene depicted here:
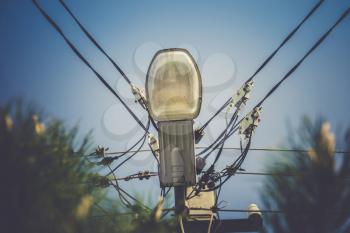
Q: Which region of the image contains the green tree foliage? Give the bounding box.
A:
[0,100,119,233]
[0,100,177,233]
[261,118,350,233]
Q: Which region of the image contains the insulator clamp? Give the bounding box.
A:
[239,106,262,139]
[148,133,160,160]
[230,80,254,108]
[131,84,147,109]
[95,145,109,157]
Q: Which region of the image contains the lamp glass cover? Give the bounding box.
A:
[146,49,202,121]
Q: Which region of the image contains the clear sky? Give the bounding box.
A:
[1,0,350,219]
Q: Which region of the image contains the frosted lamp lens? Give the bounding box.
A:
[147,49,202,121]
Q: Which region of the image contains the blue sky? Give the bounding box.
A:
[1,0,350,219]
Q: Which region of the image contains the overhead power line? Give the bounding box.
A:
[58,0,132,84]
[96,147,350,155]
[198,0,325,132]
[58,0,159,131]
[105,171,350,181]
[90,206,350,219]
[255,6,350,107]
[193,6,350,191]
[191,1,331,186]
[31,0,150,133]
[198,146,350,155]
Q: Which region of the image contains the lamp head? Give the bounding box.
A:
[146,48,202,122]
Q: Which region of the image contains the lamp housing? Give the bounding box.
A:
[146,48,202,122]
[146,48,202,187]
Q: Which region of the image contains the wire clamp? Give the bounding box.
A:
[138,170,151,180]
[239,106,262,138]
[148,133,160,159]
[95,145,109,157]
[194,128,205,144]
[131,84,147,109]
[230,80,254,109]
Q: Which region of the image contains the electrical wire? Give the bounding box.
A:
[196,0,325,133]
[89,206,350,219]
[31,0,150,133]
[88,131,150,166]
[58,0,131,85]
[195,7,350,194]
[58,0,159,131]
[187,137,249,199]
[108,165,133,208]
[245,0,325,83]
[96,147,350,155]
[179,216,186,233]
[200,6,350,181]
[207,213,214,233]
[108,164,152,211]
[197,108,239,158]
[254,6,350,108]
[102,171,350,181]
[106,118,151,176]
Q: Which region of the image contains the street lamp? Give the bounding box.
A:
[146,48,202,187]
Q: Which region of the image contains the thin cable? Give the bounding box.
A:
[32,0,149,133]
[179,216,185,233]
[106,119,150,176]
[255,6,350,107]
[187,137,251,199]
[198,109,239,158]
[102,118,151,166]
[58,0,131,84]
[108,165,133,207]
[114,183,151,211]
[58,0,159,132]
[246,0,325,82]
[95,147,350,156]
[207,214,214,233]
[91,207,350,217]
[198,99,231,131]
[198,0,325,131]
[197,147,350,154]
